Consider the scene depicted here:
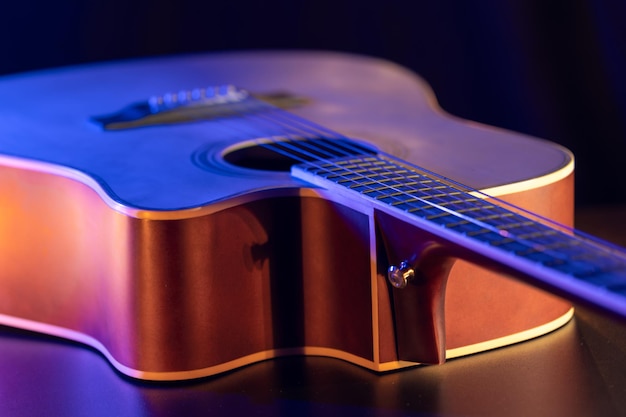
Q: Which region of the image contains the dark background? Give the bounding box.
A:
[2,0,625,206]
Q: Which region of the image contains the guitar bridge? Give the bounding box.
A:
[92,86,309,130]
[91,85,252,130]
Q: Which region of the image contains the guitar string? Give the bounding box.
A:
[249,104,552,228]
[202,97,626,272]
[228,102,575,248]
[257,100,626,271]
[238,102,561,230]
[232,101,557,227]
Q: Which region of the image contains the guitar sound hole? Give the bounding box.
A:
[223,144,297,172]
[222,138,376,172]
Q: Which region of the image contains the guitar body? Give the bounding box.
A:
[0,51,573,380]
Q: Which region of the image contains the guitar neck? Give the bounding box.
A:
[292,151,626,320]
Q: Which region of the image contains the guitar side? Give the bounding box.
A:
[0,51,573,380]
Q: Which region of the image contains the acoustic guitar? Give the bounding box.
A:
[0,51,624,381]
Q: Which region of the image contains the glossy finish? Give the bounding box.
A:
[0,51,574,379]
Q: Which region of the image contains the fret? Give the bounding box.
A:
[441,219,480,233]
[499,221,540,234]
[474,212,514,223]
[456,202,497,212]
[517,232,561,247]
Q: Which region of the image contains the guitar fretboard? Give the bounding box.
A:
[292,154,626,318]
